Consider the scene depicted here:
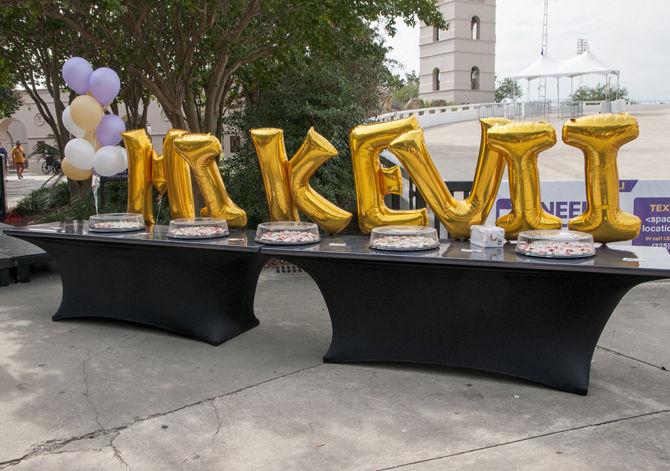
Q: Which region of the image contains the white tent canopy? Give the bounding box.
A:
[512,51,619,79]
[559,51,619,77]
[512,51,621,101]
[512,55,560,80]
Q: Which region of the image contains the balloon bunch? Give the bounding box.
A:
[61,57,127,180]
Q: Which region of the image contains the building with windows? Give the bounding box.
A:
[0,89,241,158]
[419,0,496,104]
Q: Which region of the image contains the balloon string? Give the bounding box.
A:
[156,194,163,223]
[92,175,100,214]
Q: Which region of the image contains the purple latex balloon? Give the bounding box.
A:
[89,67,121,106]
[95,114,126,146]
[62,57,93,94]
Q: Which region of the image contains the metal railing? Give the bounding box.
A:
[381,153,472,239]
[375,103,479,122]
[374,100,589,126]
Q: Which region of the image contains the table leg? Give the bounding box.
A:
[0,267,9,287]
[15,265,31,283]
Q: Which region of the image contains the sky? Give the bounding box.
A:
[383,0,670,101]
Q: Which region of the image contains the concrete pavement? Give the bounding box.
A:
[424,105,670,181]
[0,267,669,470]
[3,106,669,214]
[4,169,54,211]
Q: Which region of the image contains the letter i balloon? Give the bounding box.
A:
[61,57,127,179]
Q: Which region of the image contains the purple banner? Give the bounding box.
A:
[495,198,587,224]
[632,197,670,250]
[619,180,639,193]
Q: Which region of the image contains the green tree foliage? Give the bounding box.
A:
[6,0,446,222]
[0,86,21,119]
[223,27,394,229]
[0,58,20,118]
[571,83,628,101]
[0,5,76,153]
[28,139,60,160]
[495,77,523,102]
[0,4,96,200]
[390,72,420,109]
[33,0,445,134]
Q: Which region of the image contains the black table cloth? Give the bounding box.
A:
[5,223,264,345]
[6,223,670,394]
[260,237,670,394]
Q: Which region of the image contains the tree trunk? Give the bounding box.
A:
[67,178,92,202]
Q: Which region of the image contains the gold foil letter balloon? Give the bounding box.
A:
[250,128,300,222]
[250,128,352,234]
[388,118,510,239]
[289,129,353,233]
[161,129,194,219]
[486,122,562,239]
[349,117,428,234]
[173,133,247,228]
[563,114,641,243]
[151,149,167,196]
[121,129,155,224]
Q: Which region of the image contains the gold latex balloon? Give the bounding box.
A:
[250,127,352,234]
[349,117,428,234]
[563,114,641,243]
[61,157,93,181]
[70,95,104,131]
[487,121,562,239]
[151,150,167,196]
[250,128,300,221]
[388,118,510,239]
[289,128,353,234]
[174,133,247,228]
[162,128,195,219]
[121,129,155,225]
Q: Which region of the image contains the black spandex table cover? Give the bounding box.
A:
[5,223,670,394]
[260,237,670,395]
[5,222,265,345]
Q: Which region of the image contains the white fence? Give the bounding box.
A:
[372,99,648,128]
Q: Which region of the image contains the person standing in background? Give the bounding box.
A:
[11,141,26,179]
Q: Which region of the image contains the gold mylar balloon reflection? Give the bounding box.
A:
[563,114,641,243]
[349,117,428,234]
[250,128,300,222]
[151,150,167,196]
[173,133,247,228]
[162,129,194,219]
[487,121,562,239]
[250,127,352,234]
[387,118,510,239]
[121,129,155,224]
[61,157,93,181]
[290,128,353,234]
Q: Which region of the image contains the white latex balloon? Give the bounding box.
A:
[62,106,86,138]
[119,147,128,166]
[93,145,127,177]
[64,138,95,170]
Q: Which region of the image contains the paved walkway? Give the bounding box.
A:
[424,105,670,181]
[3,162,54,211]
[0,268,669,469]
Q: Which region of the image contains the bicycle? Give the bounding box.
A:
[41,154,62,174]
